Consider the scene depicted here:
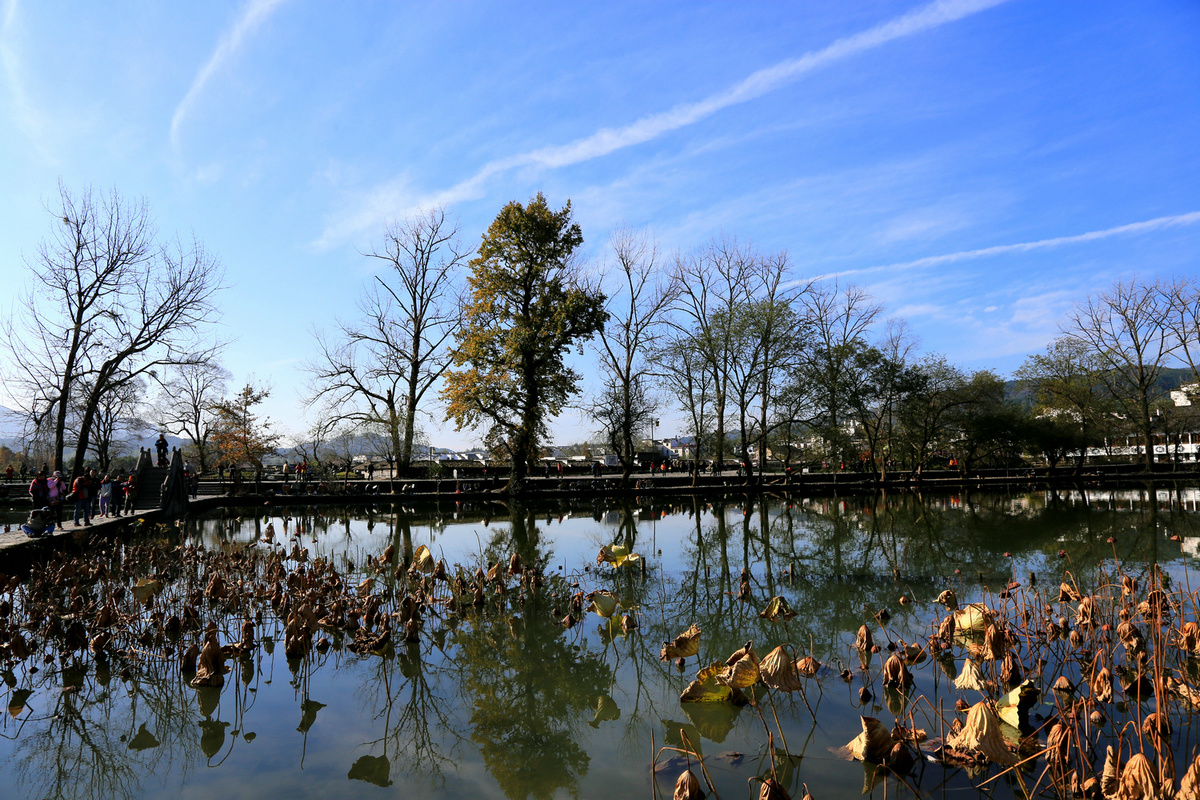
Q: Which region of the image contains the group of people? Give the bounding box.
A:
[22,468,139,537]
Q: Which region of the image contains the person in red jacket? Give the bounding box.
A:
[72,472,93,527]
[121,472,138,515]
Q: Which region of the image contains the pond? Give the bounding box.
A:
[1,486,1200,799]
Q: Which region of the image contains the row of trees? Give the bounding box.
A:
[303,193,1200,491]
[8,186,1199,488]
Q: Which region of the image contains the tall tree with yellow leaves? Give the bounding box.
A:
[442,194,607,493]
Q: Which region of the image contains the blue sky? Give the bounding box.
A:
[2,0,1198,449]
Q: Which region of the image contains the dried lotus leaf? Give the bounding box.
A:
[996,680,1039,730]
[882,654,911,688]
[953,603,994,633]
[597,544,640,568]
[796,655,820,677]
[661,624,701,661]
[587,591,619,619]
[719,653,760,689]
[854,624,874,651]
[412,545,434,574]
[937,589,958,609]
[760,645,805,692]
[846,716,895,763]
[946,701,1017,765]
[1179,752,1200,800]
[953,658,989,693]
[681,662,733,703]
[759,595,797,622]
[1092,667,1114,703]
[1119,753,1158,800]
[674,770,705,800]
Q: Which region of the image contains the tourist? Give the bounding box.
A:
[28,470,48,508]
[72,470,92,527]
[20,506,54,538]
[4,464,11,483]
[155,433,169,467]
[47,470,68,529]
[98,474,113,517]
[122,472,138,515]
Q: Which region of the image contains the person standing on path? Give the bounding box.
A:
[72,471,93,527]
[47,470,68,529]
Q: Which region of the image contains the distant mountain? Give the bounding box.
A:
[1005,366,1196,407]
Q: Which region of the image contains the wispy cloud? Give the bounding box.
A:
[0,0,54,161]
[317,0,1010,247]
[815,211,1200,281]
[170,0,288,148]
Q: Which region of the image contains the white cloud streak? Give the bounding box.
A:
[170,0,288,148]
[815,211,1200,281]
[318,0,1010,247]
[0,0,54,161]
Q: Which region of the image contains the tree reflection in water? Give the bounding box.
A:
[452,501,613,800]
[0,489,1193,800]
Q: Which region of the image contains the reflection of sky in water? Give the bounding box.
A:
[2,489,1200,799]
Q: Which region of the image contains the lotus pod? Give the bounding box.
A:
[882,653,911,688]
[759,595,796,622]
[674,770,705,800]
[946,701,1017,765]
[953,658,988,693]
[760,645,804,692]
[936,589,958,609]
[680,661,733,703]
[587,591,619,619]
[1117,621,1145,652]
[661,624,701,661]
[412,545,434,574]
[1119,753,1158,799]
[953,603,993,633]
[846,716,895,763]
[1093,667,1114,703]
[720,652,761,689]
[855,624,874,651]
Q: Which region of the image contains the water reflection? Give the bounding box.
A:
[1,487,1198,799]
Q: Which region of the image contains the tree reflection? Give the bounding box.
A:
[452,501,613,800]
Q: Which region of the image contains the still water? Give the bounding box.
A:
[2,487,1199,799]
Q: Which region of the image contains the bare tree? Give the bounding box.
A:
[0,183,223,477]
[1063,277,1176,470]
[667,239,756,472]
[798,283,882,461]
[77,374,144,473]
[590,229,677,484]
[307,208,466,469]
[148,361,230,474]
